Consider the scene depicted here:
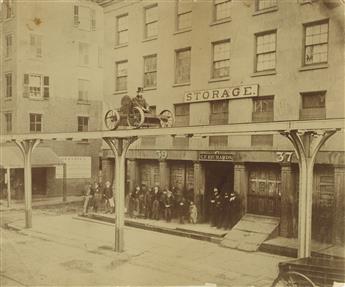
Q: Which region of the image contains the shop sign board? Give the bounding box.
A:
[55,156,91,179]
[199,151,234,162]
[184,84,258,103]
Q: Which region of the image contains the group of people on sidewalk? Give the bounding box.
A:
[82,181,115,215]
[126,185,198,224]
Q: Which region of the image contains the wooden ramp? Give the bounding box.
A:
[220,213,280,252]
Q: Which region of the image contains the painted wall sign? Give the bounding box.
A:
[199,151,234,162]
[56,156,91,179]
[156,150,168,160]
[276,152,294,163]
[184,84,258,103]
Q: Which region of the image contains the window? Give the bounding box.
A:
[176,0,192,30]
[29,113,42,132]
[252,97,274,122]
[115,61,128,91]
[300,91,326,120]
[116,14,128,45]
[304,21,328,65]
[5,73,12,98]
[209,136,228,147]
[174,103,190,127]
[212,40,230,79]
[256,0,277,11]
[256,31,276,72]
[5,34,12,58]
[143,54,157,88]
[175,48,191,84]
[23,74,50,99]
[251,135,273,146]
[214,0,231,21]
[4,0,14,19]
[30,34,42,58]
[79,42,89,66]
[74,6,95,31]
[210,100,228,125]
[78,79,89,101]
[144,5,158,38]
[4,112,12,133]
[78,116,89,132]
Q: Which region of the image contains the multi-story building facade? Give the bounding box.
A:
[0,0,104,197]
[100,0,344,244]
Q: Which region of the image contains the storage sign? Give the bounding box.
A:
[184,84,258,103]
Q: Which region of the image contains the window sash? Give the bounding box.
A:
[78,6,91,31]
[145,5,158,24]
[5,35,12,58]
[78,79,89,101]
[117,15,128,44]
[176,49,191,83]
[209,136,228,147]
[78,117,89,132]
[215,0,231,21]
[145,21,158,38]
[257,0,277,10]
[302,93,325,109]
[79,42,89,65]
[5,113,12,132]
[177,11,192,30]
[30,114,42,132]
[256,32,276,71]
[304,22,329,65]
[30,34,42,58]
[5,73,12,98]
[4,0,13,18]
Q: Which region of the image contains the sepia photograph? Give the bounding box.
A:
[0,0,344,286]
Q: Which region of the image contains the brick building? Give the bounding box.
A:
[99,0,344,244]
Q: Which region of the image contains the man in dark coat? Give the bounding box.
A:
[144,187,153,219]
[103,181,115,214]
[229,191,240,229]
[164,189,174,222]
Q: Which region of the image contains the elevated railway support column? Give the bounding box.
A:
[103,136,138,252]
[14,139,40,228]
[281,129,337,258]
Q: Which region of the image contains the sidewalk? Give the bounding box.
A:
[0,195,84,212]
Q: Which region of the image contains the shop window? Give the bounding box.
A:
[300,91,326,120]
[77,116,89,132]
[115,60,128,91]
[303,20,328,66]
[23,74,50,100]
[144,4,158,39]
[143,54,157,88]
[4,112,12,133]
[256,0,277,11]
[212,40,230,79]
[214,0,231,22]
[29,113,42,132]
[116,14,128,45]
[5,34,13,58]
[78,42,89,66]
[30,34,42,58]
[5,73,12,98]
[252,97,274,122]
[251,134,273,147]
[209,135,228,147]
[175,48,191,84]
[174,103,190,127]
[78,79,89,102]
[255,31,276,72]
[210,100,228,125]
[176,0,192,30]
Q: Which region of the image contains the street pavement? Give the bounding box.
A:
[0,209,290,287]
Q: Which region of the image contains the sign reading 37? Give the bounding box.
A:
[276,152,294,163]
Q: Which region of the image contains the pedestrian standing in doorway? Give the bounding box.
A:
[229,191,240,228]
[189,201,198,224]
[222,191,231,229]
[144,187,153,219]
[177,194,187,224]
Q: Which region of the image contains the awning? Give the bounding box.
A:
[0,145,63,169]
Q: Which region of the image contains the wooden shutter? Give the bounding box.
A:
[23,74,29,98]
[43,76,49,99]
[74,5,79,26]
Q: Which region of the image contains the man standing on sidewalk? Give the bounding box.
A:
[103,181,115,214]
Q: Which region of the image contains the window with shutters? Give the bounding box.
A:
[143,54,157,88]
[300,91,326,120]
[23,74,50,100]
[212,40,230,79]
[29,113,42,132]
[3,0,14,19]
[144,5,158,39]
[174,103,190,127]
[176,0,192,31]
[256,0,277,11]
[4,112,12,133]
[116,14,128,45]
[77,116,89,132]
[30,34,42,58]
[255,31,276,72]
[5,73,12,98]
[78,79,89,102]
[303,20,328,66]
[175,48,191,84]
[115,61,128,91]
[78,42,89,66]
[214,0,231,22]
[74,6,95,31]
[210,100,228,125]
[5,34,13,58]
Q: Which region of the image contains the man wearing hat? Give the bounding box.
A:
[132,87,150,113]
